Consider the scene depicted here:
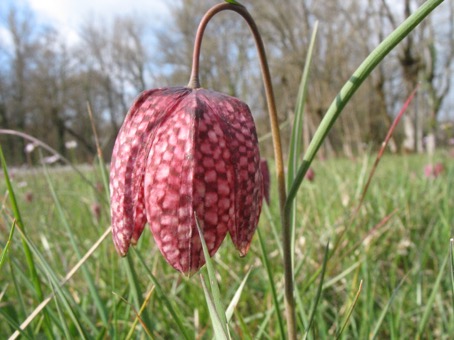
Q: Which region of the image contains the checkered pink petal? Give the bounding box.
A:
[110,88,189,255]
[110,87,263,274]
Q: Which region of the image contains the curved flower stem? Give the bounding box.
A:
[189,3,296,339]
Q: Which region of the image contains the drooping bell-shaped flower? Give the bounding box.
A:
[110,87,263,274]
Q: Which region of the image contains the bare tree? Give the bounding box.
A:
[77,15,154,153]
[0,7,41,163]
[379,0,454,152]
[1,0,452,164]
[156,0,257,97]
[422,0,454,152]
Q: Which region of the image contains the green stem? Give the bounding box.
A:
[0,146,54,338]
[285,0,445,209]
[189,3,295,338]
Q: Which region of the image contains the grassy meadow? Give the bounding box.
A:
[0,150,453,339]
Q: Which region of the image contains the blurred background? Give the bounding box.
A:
[1,0,453,165]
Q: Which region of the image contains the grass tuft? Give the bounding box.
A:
[1,151,451,338]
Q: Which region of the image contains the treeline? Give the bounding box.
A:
[1,0,453,165]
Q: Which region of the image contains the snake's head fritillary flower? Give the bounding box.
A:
[110,87,263,274]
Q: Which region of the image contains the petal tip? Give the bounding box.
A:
[115,245,129,257]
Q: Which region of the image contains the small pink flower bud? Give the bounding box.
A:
[305,168,315,182]
[25,191,33,203]
[424,162,444,178]
[110,87,263,274]
[433,163,444,177]
[95,182,104,193]
[91,203,101,221]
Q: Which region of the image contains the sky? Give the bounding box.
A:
[1,0,170,45]
[1,0,453,118]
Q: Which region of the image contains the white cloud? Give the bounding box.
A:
[26,0,169,44]
[0,26,12,49]
[28,0,169,22]
[28,0,71,23]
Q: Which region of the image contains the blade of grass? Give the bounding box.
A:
[0,145,53,338]
[370,275,407,340]
[286,0,444,207]
[127,286,155,339]
[132,248,192,340]
[114,290,153,339]
[49,280,72,339]
[324,85,416,271]
[257,227,285,339]
[254,314,274,340]
[294,287,309,336]
[123,254,153,330]
[195,214,228,334]
[354,86,418,215]
[416,250,449,338]
[0,310,31,340]
[263,203,283,257]
[353,152,370,201]
[12,224,91,339]
[303,241,330,339]
[41,160,109,327]
[200,274,229,340]
[286,20,319,184]
[286,21,318,274]
[340,210,397,262]
[0,219,15,270]
[233,309,253,340]
[254,307,277,340]
[87,102,110,203]
[109,250,119,340]
[322,262,361,290]
[5,261,31,339]
[9,226,111,339]
[225,268,252,322]
[336,280,363,339]
[258,119,290,144]
[48,279,89,339]
[450,238,454,314]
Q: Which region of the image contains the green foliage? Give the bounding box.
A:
[286,0,445,206]
[196,216,230,338]
[224,0,242,5]
[0,152,452,338]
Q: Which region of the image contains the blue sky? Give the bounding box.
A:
[1,0,170,45]
[1,0,453,118]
